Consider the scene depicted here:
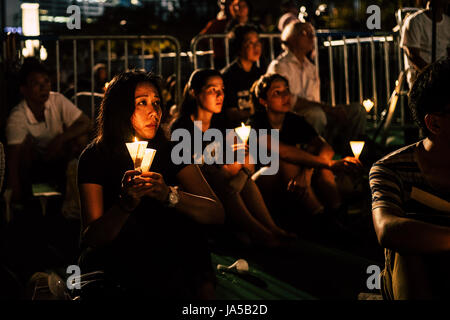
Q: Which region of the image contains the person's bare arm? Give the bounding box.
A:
[175,164,225,224]
[373,207,450,254]
[61,113,91,143]
[45,113,91,160]
[265,133,331,169]
[293,96,329,114]
[404,46,428,71]
[265,134,360,173]
[80,170,152,248]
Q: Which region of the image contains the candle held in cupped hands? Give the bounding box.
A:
[363,99,374,113]
[126,137,148,169]
[350,141,365,160]
[235,122,251,144]
[140,148,157,172]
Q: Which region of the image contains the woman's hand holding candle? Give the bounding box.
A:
[119,170,153,212]
[138,172,170,203]
[235,122,251,145]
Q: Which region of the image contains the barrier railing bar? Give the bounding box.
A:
[327,36,335,106]
[141,39,145,70]
[397,38,405,126]
[73,40,78,107]
[343,36,350,105]
[357,36,363,104]
[314,35,319,77]
[90,39,95,120]
[269,36,274,61]
[56,40,60,93]
[107,39,112,80]
[370,36,378,124]
[384,37,390,107]
[225,36,230,66]
[124,40,128,71]
[209,37,214,69]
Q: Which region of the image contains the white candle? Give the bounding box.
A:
[235,122,251,144]
[363,99,374,113]
[350,141,365,160]
[126,137,148,169]
[140,148,157,172]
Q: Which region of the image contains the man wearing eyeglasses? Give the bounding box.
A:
[370,58,450,299]
[266,20,366,156]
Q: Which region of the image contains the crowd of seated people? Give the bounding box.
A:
[169,69,295,249]
[2,1,448,301]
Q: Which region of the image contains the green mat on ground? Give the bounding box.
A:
[212,253,316,300]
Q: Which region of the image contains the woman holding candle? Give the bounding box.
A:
[249,73,363,227]
[170,68,295,248]
[77,71,225,299]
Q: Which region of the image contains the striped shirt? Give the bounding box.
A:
[369,141,450,223]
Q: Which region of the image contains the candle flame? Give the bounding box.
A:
[134,137,138,142]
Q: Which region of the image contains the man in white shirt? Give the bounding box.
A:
[400,0,450,88]
[5,58,91,204]
[266,21,366,154]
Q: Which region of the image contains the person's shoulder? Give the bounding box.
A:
[48,91,65,103]
[221,60,239,76]
[267,52,290,71]
[170,115,193,132]
[374,142,419,168]
[48,91,75,108]
[248,110,268,129]
[405,9,428,25]
[7,100,27,120]
[443,13,450,24]
[79,141,101,162]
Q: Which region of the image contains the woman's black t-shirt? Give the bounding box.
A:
[77,131,212,298]
[247,110,318,149]
[170,113,230,165]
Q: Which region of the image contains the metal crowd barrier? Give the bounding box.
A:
[7,34,182,120]
[4,31,405,127]
[191,31,404,126]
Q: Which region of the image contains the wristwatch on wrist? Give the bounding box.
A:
[165,186,180,208]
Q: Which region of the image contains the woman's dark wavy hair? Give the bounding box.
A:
[229,23,260,59]
[408,57,450,137]
[94,71,164,148]
[178,68,223,118]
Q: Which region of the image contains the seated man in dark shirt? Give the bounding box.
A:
[221,24,264,127]
[249,73,362,220]
[369,58,450,299]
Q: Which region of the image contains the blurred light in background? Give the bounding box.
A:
[21,2,40,57]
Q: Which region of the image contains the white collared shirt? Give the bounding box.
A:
[400,10,450,86]
[266,49,321,108]
[6,92,82,151]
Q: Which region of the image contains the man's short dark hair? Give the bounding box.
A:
[408,58,450,136]
[18,57,49,86]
